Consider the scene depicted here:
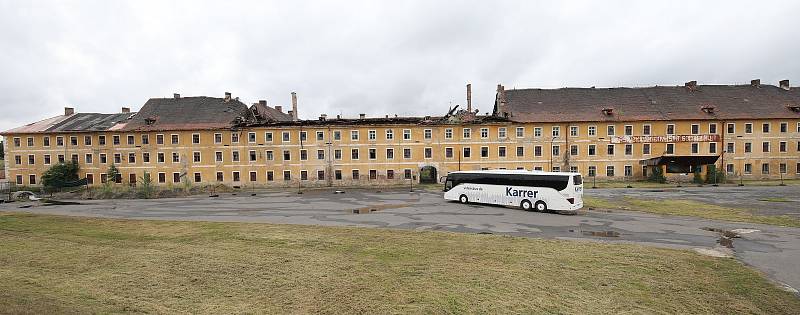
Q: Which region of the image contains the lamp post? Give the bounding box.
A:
[549,135,558,171]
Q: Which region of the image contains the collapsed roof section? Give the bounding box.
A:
[493,80,800,123]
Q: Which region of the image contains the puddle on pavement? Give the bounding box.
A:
[701,227,739,248]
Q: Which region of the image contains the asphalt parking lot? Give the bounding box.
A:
[3,185,799,294]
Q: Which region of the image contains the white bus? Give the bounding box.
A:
[443,170,583,212]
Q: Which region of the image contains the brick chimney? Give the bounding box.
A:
[275,105,282,112]
[291,92,298,121]
[684,81,698,91]
[359,113,366,119]
[64,107,74,116]
[224,92,232,101]
[173,93,180,99]
[121,107,130,113]
[780,79,790,90]
[466,83,472,112]
[259,100,267,106]
[750,79,760,87]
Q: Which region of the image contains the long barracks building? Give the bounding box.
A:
[3,80,800,187]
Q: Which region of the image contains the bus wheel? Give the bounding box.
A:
[534,201,548,212]
[459,195,469,204]
[520,200,533,211]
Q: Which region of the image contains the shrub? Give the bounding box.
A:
[41,162,80,190]
[705,164,725,184]
[137,172,155,199]
[647,166,666,183]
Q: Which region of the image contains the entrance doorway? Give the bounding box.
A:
[419,166,438,184]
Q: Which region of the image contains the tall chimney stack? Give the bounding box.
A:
[291,92,298,121]
[224,92,232,101]
[173,93,180,99]
[750,79,760,87]
[466,83,472,112]
[259,100,267,106]
[275,105,282,112]
[64,107,74,116]
[780,79,790,90]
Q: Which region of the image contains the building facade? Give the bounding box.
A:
[3,80,800,188]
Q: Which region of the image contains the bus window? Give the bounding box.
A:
[573,175,582,185]
[444,179,453,191]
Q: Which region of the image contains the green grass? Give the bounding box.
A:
[758,197,792,202]
[585,197,800,227]
[0,213,798,314]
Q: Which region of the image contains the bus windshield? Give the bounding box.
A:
[573,175,582,185]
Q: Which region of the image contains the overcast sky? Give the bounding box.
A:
[1,0,799,133]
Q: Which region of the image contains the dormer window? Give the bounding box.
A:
[701,104,716,114]
[788,105,800,112]
[145,116,157,125]
[601,108,614,115]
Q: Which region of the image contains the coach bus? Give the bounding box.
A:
[442,170,583,212]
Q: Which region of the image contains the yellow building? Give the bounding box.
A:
[3,80,800,188]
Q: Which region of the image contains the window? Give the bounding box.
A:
[762,141,770,153]
[424,129,433,139]
[624,144,632,155]
[248,132,256,143]
[761,163,769,174]
[643,143,651,155]
[570,126,578,137]
[316,131,324,141]
[709,143,717,154]
[114,153,122,164]
[691,143,699,154]
[570,166,578,173]
[58,155,64,163]
[780,122,788,133]
[43,136,50,146]
[762,123,770,133]
[516,127,524,138]
[606,144,614,155]
[666,143,675,154]
[624,125,632,136]
[425,147,433,158]
[745,123,753,134]
[351,130,359,141]
[691,124,699,135]
[300,171,308,181]
[744,142,752,153]
[100,154,107,164]
[266,150,274,161]
[214,133,222,143]
[444,128,452,139]
[744,163,752,174]
[552,166,560,172]
[666,124,675,135]
[283,131,290,142]
[551,145,560,156]
[351,148,359,160]
[27,175,36,185]
[265,132,273,142]
[352,170,360,180]
[216,172,224,182]
[404,169,412,179]
[141,135,149,145]
[71,154,78,164]
[445,147,453,158]
[267,171,274,181]
[334,149,342,160]
[247,150,256,161]
[534,145,542,157]
[385,129,395,140]
[317,149,325,160]
[70,136,78,146]
[369,170,377,180]
[300,131,307,142]
[229,132,239,143]
[463,128,471,139]
[516,146,524,157]
[481,146,489,158]
[215,151,223,162]
[498,147,506,158]
[570,145,578,156]
[232,151,240,162]
[283,150,291,161]
[726,164,734,174]
[334,170,342,180]
[233,171,240,182]
[193,134,200,144]
[142,152,150,163]
[643,125,651,135]
[387,170,394,179]
[317,170,325,180]
[171,134,179,144]
[123,135,132,145]
[44,154,51,165]
[606,166,615,177]
[588,126,596,136]
[83,136,91,145]
[552,126,560,137]
[174,172,182,183]
[726,143,734,154]
[300,149,308,161]
[113,135,120,145]
[607,125,615,136]
[128,153,136,163]
[368,130,376,140]
[779,141,787,152]
[333,130,341,141]
[403,129,411,140]
[155,134,163,145]
[403,148,412,159]
[588,166,597,177]
[588,144,596,156]
[86,174,94,185]
[709,123,717,134]
[15,175,22,185]
[27,155,35,165]
[194,173,202,183]
[386,148,394,159]
[369,148,377,160]
[480,128,489,138]
[57,136,64,146]
[463,147,471,158]
[172,152,180,163]
[624,165,633,177]
[780,163,787,174]
[727,123,735,134]
[534,127,542,137]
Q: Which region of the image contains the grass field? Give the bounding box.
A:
[1,213,798,314]
[584,197,800,227]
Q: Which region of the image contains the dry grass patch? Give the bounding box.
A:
[0,212,798,314]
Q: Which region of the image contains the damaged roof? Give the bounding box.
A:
[121,96,250,131]
[495,83,800,123]
[2,113,133,134]
[250,102,293,122]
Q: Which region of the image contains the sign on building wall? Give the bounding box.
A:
[610,134,720,144]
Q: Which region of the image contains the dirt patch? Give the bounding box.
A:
[350,203,412,214]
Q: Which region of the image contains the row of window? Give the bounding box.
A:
[13,121,800,148]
